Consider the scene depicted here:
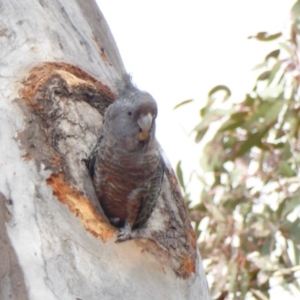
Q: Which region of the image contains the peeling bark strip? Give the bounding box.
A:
[19,62,197,278]
[46,173,114,241]
[22,62,115,115]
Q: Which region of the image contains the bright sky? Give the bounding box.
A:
[97,1,296,298]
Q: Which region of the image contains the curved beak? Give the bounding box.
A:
[137,113,153,141]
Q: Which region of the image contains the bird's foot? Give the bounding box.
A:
[116,222,134,243]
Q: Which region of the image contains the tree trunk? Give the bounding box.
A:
[0,0,210,299]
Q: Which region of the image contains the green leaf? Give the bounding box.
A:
[291,0,300,22]
[279,162,296,177]
[279,42,294,56]
[258,71,271,81]
[208,204,226,223]
[289,220,300,243]
[195,127,209,143]
[240,271,250,298]
[277,71,286,85]
[252,62,267,71]
[223,197,240,210]
[193,109,234,132]
[261,237,273,256]
[223,136,238,149]
[205,143,224,171]
[234,126,270,158]
[265,49,280,61]
[263,100,285,125]
[279,197,300,219]
[220,120,244,132]
[231,111,249,121]
[200,106,209,117]
[173,99,193,109]
[291,240,300,264]
[245,94,255,106]
[239,202,252,215]
[283,142,292,160]
[293,19,300,35]
[277,199,286,219]
[282,219,300,243]
[219,111,249,132]
[176,161,185,192]
[228,262,238,293]
[243,102,273,129]
[267,61,282,85]
[248,32,282,41]
[208,85,231,101]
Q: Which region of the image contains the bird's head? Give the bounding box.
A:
[104,91,158,150]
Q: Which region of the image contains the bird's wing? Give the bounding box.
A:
[133,154,165,229]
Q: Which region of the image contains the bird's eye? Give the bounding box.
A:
[127,111,132,116]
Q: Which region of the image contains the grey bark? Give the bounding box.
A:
[0,0,210,299]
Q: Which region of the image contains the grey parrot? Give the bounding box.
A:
[86,79,164,242]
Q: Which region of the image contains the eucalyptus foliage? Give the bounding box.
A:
[177,2,300,299]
